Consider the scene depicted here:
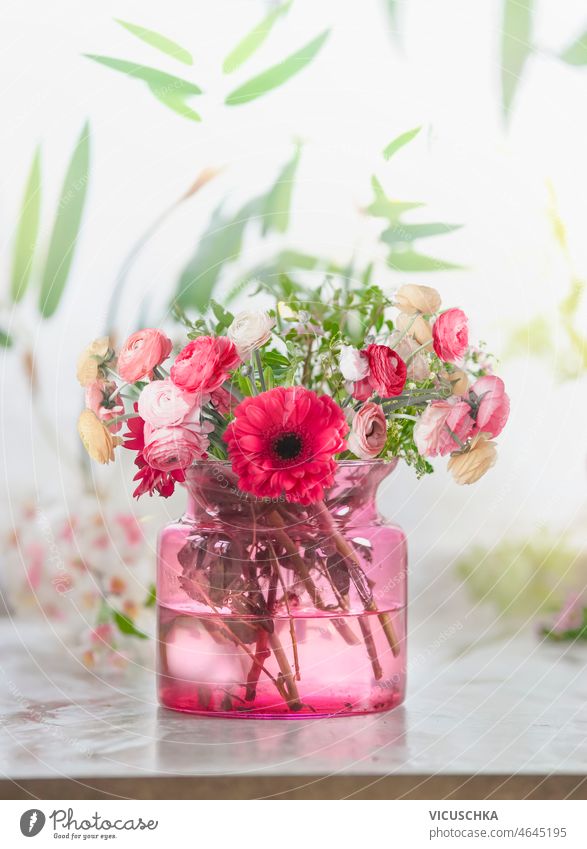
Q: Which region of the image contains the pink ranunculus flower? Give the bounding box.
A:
[414,399,474,457]
[471,375,510,438]
[85,379,124,432]
[137,378,202,428]
[348,403,387,460]
[432,308,469,363]
[351,376,373,402]
[170,336,240,394]
[143,421,213,473]
[117,328,173,383]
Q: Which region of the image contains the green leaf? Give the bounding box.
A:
[382,126,421,160]
[262,143,301,235]
[11,146,42,303]
[111,608,149,640]
[39,123,90,318]
[225,29,329,105]
[0,329,13,347]
[175,198,261,312]
[387,250,463,272]
[84,55,202,121]
[223,1,292,74]
[367,176,424,222]
[115,19,193,65]
[210,299,234,330]
[501,0,534,121]
[144,584,156,608]
[560,29,587,65]
[381,221,462,247]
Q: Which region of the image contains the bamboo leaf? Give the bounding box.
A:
[382,126,421,160]
[381,221,462,246]
[501,0,534,121]
[223,1,292,74]
[560,29,587,65]
[261,143,301,235]
[225,29,329,105]
[0,329,13,347]
[11,146,42,303]
[367,176,424,222]
[387,250,463,272]
[84,55,202,121]
[115,19,193,65]
[39,123,91,318]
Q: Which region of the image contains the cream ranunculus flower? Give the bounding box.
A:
[395,312,433,349]
[395,284,441,315]
[77,409,119,464]
[76,337,114,387]
[443,368,469,395]
[448,432,497,485]
[227,310,275,358]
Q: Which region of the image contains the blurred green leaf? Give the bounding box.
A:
[367,176,424,222]
[501,0,534,121]
[382,126,421,160]
[115,19,193,65]
[84,55,202,120]
[387,250,463,272]
[144,584,156,607]
[560,29,587,65]
[225,29,329,105]
[262,143,301,235]
[381,221,462,246]
[174,198,261,312]
[111,608,148,639]
[223,1,292,74]
[228,250,326,303]
[39,123,90,318]
[10,146,41,303]
[382,0,401,44]
[0,329,13,347]
[210,299,234,330]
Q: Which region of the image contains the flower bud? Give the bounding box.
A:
[395,284,441,315]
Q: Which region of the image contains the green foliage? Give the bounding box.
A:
[111,608,148,639]
[225,30,330,105]
[84,55,202,120]
[0,329,13,347]
[560,29,587,65]
[223,1,292,74]
[501,0,534,121]
[115,19,193,65]
[385,415,434,477]
[382,126,421,160]
[39,122,91,318]
[11,146,41,303]
[542,608,587,642]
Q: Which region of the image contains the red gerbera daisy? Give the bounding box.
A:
[223,387,348,505]
[122,406,185,498]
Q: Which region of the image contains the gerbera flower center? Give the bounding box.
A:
[273,432,303,460]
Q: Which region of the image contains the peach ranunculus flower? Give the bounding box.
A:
[442,368,469,395]
[142,421,213,473]
[348,402,387,459]
[85,379,124,432]
[117,328,173,383]
[414,399,474,457]
[448,432,497,485]
[395,284,441,315]
[77,409,120,464]
[388,331,430,382]
[395,312,433,349]
[432,308,469,363]
[76,337,114,386]
[470,375,510,438]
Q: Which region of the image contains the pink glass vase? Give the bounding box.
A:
[157,460,407,718]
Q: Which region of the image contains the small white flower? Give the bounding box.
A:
[339,345,369,381]
[227,310,275,358]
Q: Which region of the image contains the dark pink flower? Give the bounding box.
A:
[364,344,407,398]
[432,308,469,363]
[170,336,240,394]
[224,387,348,505]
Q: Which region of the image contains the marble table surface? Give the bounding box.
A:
[1,601,586,798]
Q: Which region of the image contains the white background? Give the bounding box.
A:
[1,0,587,585]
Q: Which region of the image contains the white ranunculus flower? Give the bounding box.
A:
[339,345,370,381]
[227,310,275,358]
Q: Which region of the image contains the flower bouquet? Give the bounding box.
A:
[77,281,509,716]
